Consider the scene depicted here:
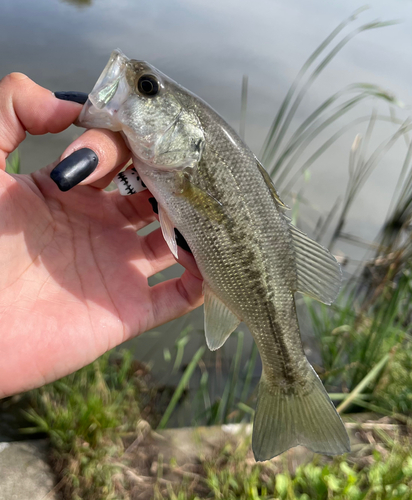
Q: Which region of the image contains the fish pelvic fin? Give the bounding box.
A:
[158,204,178,259]
[252,363,350,461]
[204,284,241,351]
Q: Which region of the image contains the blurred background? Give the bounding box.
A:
[1,1,412,498]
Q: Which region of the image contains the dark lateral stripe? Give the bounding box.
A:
[268,306,296,385]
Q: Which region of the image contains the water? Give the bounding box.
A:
[0,0,410,247]
[0,0,411,429]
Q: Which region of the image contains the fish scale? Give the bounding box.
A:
[77,49,350,461]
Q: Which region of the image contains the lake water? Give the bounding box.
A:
[0,0,411,422]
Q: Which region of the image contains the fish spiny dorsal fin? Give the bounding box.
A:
[254,157,290,211]
[288,221,342,305]
[204,284,241,351]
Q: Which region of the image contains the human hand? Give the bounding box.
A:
[0,73,203,398]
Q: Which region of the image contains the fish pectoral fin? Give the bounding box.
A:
[176,172,229,225]
[204,285,241,351]
[252,362,350,461]
[158,204,178,259]
[289,222,342,304]
[255,158,289,210]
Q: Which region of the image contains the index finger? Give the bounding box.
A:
[0,73,83,169]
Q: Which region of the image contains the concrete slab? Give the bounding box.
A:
[0,440,60,500]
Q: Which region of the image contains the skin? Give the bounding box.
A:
[0,73,203,398]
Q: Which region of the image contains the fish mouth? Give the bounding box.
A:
[76,49,130,130]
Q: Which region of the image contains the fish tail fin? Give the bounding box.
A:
[252,363,350,461]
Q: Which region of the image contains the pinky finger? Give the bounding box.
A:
[148,270,204,330]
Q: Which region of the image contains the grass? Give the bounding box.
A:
[20,350,157,499]
[15,351,412,500]
[153,427,412,500]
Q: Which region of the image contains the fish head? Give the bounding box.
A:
[77,49,205,170]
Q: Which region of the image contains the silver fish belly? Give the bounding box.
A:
[76,49,350,460]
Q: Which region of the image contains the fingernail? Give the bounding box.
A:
[114,167,147,196]
[50,148,98,191]
[54,91,89,105]
[148,197,158,214]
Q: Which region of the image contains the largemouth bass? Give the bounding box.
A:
[77,50,350,460]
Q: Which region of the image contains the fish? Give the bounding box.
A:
[76,49,350,461]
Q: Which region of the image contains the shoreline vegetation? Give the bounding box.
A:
[3,9,412,499]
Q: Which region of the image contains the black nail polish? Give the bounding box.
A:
[50,148,98,191]
[148,197,158,214]
[54,91,89,105]
[175,228,192,254]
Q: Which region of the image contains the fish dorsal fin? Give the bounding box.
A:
[255,157,289,210]
[204,284,241,351]
[289,222,342,305]
[159,204,178,259]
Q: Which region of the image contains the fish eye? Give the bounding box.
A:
[137,75,159,96]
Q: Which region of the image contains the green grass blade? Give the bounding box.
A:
[270,84,399,181]
[260,7,369,163]
[216,375,231,424]
[337,353,389,414]
[240,342,258,405]
[315,196,342,243]
[328,393,371,401]
[263,20,397,170]
[349,398,410,424]
[5,150,21,174]
[157,345,205,429]
[329,119,412,248]
[200,369,211,413]
[384,138,412,232]
[272,92,372,182]
[237,402,255,417]
[172,334,190,373]
[281,115,372,194]
[281,114,408,196]
[223,331,244,422]
[239,75,248,141]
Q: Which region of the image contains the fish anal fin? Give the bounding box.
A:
[255,157,289,210]
[289,223,342,305]
[159,205,178,259]
[204,284,240,351]
[252,362,350,461]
